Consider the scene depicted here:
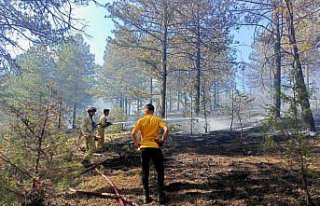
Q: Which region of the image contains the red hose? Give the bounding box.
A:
[95,168,139,206]
[79,151,138,206]
[95,168,125,206]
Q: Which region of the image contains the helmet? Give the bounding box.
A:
[86,106,97,112]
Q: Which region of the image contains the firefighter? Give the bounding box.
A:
[96,109,111,152]
[80,106,97,167]
[131,103,169,204]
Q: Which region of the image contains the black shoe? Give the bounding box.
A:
[143,196,151,204]
[143,196,152,204]
[158,194,168,204]
[81,159,92,168]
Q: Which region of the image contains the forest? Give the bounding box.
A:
[1,0,320,205]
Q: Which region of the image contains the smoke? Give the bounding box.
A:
[170,112,266,134]
[168,117,230,134]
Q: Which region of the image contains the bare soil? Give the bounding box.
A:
[50,129,320,206]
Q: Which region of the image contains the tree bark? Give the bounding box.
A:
[285,0,316,132]
[58,97,62,129]
[137,98,140,116]
[72,103,77,129]
[230,84,235,132]
[160,0,168,118]
[128,99,131,116]
[150,77,153,104]
[195,10,201,116]
[125,96,128,118]
[184,93,188,114]
[213,82,218,110]
[177,69,181,111]
[169,87,172,112]
[273,0,282,119]
[202,81,208,133]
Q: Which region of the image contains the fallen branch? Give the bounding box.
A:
[69,187,122,199]
[68,188,139,206]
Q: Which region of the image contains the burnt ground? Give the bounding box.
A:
[51,129,320,206]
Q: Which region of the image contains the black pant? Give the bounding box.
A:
[140,148,164,196]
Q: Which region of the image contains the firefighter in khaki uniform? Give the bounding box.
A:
[96,109,111,151]
[81,106,97,167]
[131,103,169,204]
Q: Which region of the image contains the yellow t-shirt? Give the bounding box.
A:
[133,114,166,148]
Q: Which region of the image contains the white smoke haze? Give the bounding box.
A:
[169,110,267,134]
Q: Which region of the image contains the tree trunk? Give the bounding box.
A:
[125,96,128,118]
[285,0,316,132]
[213,82,218,110]
[177,91,181,111]
[58,97,62,129]
[137,99,140,116]
[195,13,201,116]
[202,81,208,133]
[177,69,181,111]
[119,94,123,108]
[160,0,168,118]
[150,77,153,104]
[273,0,282,119]
[165,95,168,118]
[190,91,193,135]
[230,84,235,132]
[169,88,172,112]
[72,103,77,129]
[184,93,188,114]
[121,94,125,130]
[128,99,131,116]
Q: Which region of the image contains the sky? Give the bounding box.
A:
[73,0,114,65]
[233,28,254,63]
[74,1,254,65]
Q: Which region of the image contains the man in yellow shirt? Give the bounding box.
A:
[96,109,111,152]
[80,106,97,167]
[131,103,169,204]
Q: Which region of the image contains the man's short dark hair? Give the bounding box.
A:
[103,109,110,113]
[145,103,154,112]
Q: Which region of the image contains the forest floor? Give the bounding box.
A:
[50,127,320,206]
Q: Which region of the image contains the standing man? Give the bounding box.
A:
[81,106,97,167]
[96,109,111,152]
[131,103,169,204]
